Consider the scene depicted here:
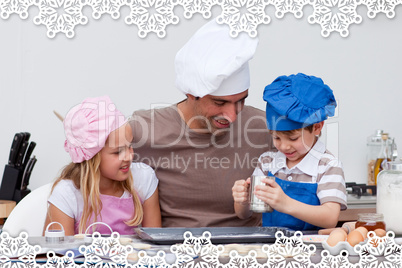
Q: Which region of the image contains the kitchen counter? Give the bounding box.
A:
[341,190,377,222]
[339,204,376,222]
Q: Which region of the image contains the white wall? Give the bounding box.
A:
[0,8,401,191]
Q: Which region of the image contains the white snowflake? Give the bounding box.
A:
[307,0,363,37]
[270,0,309,18]
[78,232,133,268]
[355,231,402,268]
[32,0,89,38]
[0,232,41,267]
[86,0,127,19]
[215,0,270,37]
[170,231,224,268]
[361,0,401,18]
[44,250,78,268]
[316,250,353,268]
[220,250,262,268]
[124,0,179,38]
[133,250,170,268]
[178,0,217,19]
[262,231,316,267]
[0,0,34,19]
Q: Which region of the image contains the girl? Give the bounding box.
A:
[44,96,161,235]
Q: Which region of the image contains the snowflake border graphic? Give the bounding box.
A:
[216,0,271,38]
[78,231,134,267]
[0,0,401,37]
[32,0,89,38]
[0,230,402,267]
[170,231,224,268]
[125,0,180,38]
[0,232,41,267]
[307,0,363,37]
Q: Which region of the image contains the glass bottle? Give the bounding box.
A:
[377,161,402,234]
[367,130,384,186]
[374,133,391,185]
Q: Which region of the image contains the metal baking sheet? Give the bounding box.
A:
[134,227,295,245]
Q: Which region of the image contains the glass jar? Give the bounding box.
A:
[367,130,396,185]
[355,213,386,232]
[377,161,402,234]
[367,130,384,185]
[373,133,391,185]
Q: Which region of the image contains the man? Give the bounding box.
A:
[130,20,274,227]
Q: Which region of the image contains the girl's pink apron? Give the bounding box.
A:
[75,194,136,235]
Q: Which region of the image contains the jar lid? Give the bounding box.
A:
[368,129,383,143]
[385,161,402,171]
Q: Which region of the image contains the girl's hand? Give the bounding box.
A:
[232,178,251,205]
[254,178,291,213]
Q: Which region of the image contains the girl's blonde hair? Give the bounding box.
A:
[50,153,143,234]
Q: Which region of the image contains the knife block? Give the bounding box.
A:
[13,188,31,203]
[0,165,23,201]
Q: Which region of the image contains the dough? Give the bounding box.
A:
[131,243,152,250]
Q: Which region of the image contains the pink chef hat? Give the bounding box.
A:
[63,96,127,163]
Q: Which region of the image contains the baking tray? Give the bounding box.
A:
[134,226,295,245]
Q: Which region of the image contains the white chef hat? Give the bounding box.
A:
[175,20,259,98]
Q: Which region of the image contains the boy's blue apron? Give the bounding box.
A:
[262,172,320,230]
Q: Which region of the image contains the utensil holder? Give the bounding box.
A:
[0,165,23,201]
[13,188,31,203]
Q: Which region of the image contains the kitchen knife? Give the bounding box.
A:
[22,141,36,168]
[8,133,24,166]
[22,132,31,142]
[21,156,36,191]
[15,140,29,168]
[15,132,31,168]
[20,157,33,190]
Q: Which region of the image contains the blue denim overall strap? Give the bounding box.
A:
[262,172,320,230]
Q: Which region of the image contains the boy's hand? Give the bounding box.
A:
[232,178,251,205]
[254,178,291,213]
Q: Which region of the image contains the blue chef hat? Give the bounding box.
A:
[263,73,337,131]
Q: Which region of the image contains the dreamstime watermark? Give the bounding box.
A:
[63,99,340,168]
[133,152,260,173]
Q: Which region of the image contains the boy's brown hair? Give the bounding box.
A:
[268,124,315,136]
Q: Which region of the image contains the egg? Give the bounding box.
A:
[355,227,368,239]
[347,230,365,246]
[374,228,387,237]
[326,228,347,246]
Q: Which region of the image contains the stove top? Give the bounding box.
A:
[346,182,377,206]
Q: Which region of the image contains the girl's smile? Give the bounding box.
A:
[119,165,130,173]
[99,123,134,188]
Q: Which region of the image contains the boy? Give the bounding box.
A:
[232,73,347,230]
